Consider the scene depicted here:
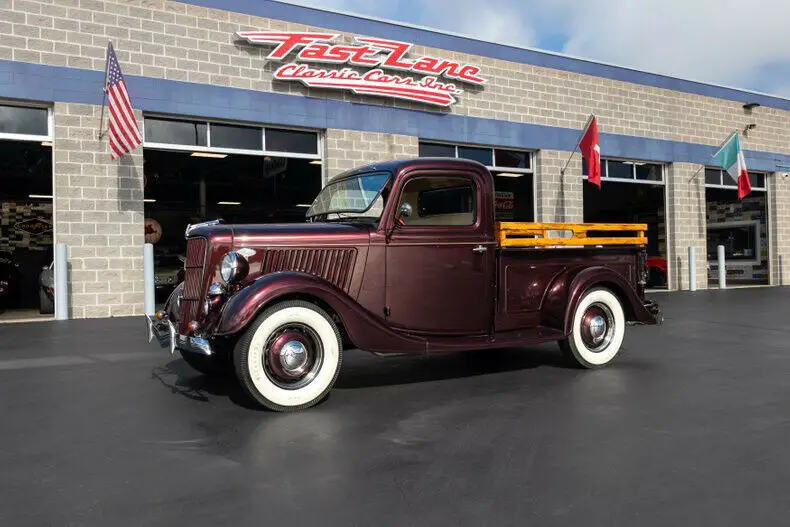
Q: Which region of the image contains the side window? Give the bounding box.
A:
[397,176,477,227]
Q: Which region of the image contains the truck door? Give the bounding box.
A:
[384,169,495,335]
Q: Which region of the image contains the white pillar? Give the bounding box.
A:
[54,242,68,320]
[144,243,155,315]
[688,246,697,291]
[717,245,726,289]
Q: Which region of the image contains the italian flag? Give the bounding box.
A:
[713,132,752,199]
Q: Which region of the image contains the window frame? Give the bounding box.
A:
[0,101,53,143]
[706,219,762,266]
[418,141,535,175]
[142,114,322,160]
[394,172,481,230]
[704,167,767,191]
[583,157,666,185]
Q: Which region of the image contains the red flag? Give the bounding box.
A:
[580,115,601,188]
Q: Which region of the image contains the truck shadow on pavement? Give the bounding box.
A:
[334,345,569,390]
[150,345,579,410]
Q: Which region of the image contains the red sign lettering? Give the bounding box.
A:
[236,31,487,107]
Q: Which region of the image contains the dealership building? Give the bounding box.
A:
[1,0,790,320]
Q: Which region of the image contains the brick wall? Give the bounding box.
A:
[768,173,790,286]
[53,102,144,318]
[325,130,417,180]
[535,150,583,223]
[665,163,707,290]
[3,0,790,156]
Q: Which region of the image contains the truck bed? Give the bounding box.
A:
[492,223,648,333]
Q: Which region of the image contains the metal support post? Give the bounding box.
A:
[54,243,68,320]
[688,246,697,291]
[717,245,726,289]
[144,243,155,315]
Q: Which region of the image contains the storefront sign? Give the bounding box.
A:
[236,32,487,107]
[14,218,52,236]
[495,191,514,220]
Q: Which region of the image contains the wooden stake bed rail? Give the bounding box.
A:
[496,222,648,248]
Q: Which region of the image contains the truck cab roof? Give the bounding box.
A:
[332,157,490,182]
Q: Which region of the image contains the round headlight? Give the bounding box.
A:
[220,252,238,282]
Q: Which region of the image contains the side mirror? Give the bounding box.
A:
[398,202,413,220]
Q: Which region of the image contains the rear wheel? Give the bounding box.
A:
[233,300,342,412]
[559,287,626,369]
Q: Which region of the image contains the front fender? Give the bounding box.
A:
[214,272,427,355]
[541,266,655,335]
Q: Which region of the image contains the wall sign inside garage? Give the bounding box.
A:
[236,32,487,107]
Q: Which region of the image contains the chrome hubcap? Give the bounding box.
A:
[580,303,615,352]
[280,340,308,373]
[264,324,324,390]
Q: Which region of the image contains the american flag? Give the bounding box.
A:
[104,42,142,159]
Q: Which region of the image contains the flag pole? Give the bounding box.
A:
[96,41,111,140]
[560,113,594,176]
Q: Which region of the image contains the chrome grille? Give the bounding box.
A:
[180,237,208,331]
[262,248,357,292]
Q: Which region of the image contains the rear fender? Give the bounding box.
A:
[541,266,654,335]
[214,272,426,355]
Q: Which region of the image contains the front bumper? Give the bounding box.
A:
[643,299,664,325]
[145,313,213,356]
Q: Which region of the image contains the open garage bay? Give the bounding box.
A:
[1,288,789,526]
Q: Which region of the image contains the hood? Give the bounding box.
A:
[230,222,373,248]
[186,221,373,249]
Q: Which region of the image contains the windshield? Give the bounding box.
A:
[306,172,390,220]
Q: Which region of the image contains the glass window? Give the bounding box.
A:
[266,128,318,155]
[635,163,662,181]
[397,176,476,227]
[0,105,48,136]
[707,222,759,262]
[705,168,722,186]
[306,172,390,219]
[419,142,455,157]
[457,146,493,166]
[750,172,766,189]
[145,118,207,146]
[607,160,633,180]
[494,149,530,170]
[210,123,262,150]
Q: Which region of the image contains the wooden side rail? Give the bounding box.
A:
[496,222,648,248]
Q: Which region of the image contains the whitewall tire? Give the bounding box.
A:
[234,300,342,412]
[559,288,626,369]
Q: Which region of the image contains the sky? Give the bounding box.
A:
[282,0,790,98]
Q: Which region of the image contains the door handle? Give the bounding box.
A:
[472,245,487,253]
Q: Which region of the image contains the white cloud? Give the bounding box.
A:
[282,0,790,96]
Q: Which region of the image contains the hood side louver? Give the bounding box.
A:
[261,248,357,292]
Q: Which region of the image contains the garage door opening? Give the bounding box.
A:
[0,103,54,323]
[583,159,668,289]
[705,168,769,286]
[142,117,322,305]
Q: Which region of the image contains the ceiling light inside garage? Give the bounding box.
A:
[191,152,227,158]
[495,172,524,178]
[217,201,241,205]
[309,160,322,165]
[28,194,53,199]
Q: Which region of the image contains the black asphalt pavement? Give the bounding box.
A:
[1,288,789,526]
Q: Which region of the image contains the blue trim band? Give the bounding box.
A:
[181,0,790,112]
[1,59,788,172]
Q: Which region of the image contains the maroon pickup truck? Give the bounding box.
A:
[146,157,662,411]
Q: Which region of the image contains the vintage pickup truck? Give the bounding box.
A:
[146,157,662,411]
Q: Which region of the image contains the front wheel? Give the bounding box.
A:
[558,288,626,369]
[233,300,343,412]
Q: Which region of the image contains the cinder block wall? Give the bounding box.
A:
[325,130,418,180]
[768,174,790,286]
[665,163,708,291]
[53,102,145,318]
[535,150,583,223]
